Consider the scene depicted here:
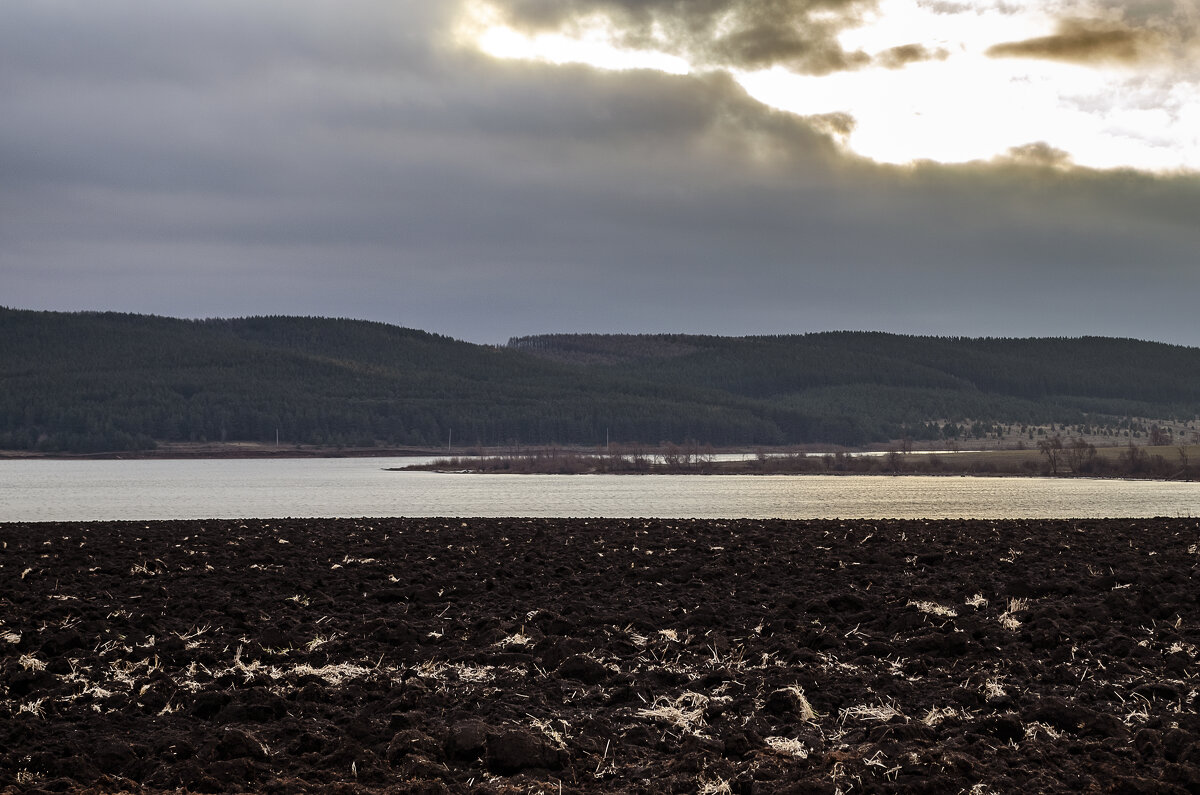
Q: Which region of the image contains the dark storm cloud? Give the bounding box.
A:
[2,0,1200,345]
[986,18,1158,64]
[489,0,877,74]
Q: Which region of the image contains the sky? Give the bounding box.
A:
[2,0,1198,346]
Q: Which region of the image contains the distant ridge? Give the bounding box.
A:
[3,308,1198,453]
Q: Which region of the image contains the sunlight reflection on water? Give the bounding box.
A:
[1,458,1197,522]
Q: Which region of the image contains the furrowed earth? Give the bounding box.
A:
[2,518,1199,794]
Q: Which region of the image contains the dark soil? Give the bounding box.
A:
[2,517,1199,793]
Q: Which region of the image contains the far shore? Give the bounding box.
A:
[396,443,1200,481]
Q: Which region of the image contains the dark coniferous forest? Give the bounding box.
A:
[2,308,1198,453]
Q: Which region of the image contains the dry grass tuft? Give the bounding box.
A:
[494,633,533,648]
[983,679,1007,700]
[765,736,809,758]
[998,597,1029,630]
[1024,721,1063,740]
[14,770,40,786]
[18,654,47,672]
[528,715,570,750]
[18,698,46,717]
[129,559,165,576]
[636,692,710,734]
[907,600,958,618]
[839,702,905,724]
[921,706,965,726]
[782,685,820,721]
[289,662,374,686]
[305,634,334,652]
[697,777,733,795]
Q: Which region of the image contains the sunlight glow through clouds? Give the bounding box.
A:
[457,0,1200,173]
[461,2,691,75]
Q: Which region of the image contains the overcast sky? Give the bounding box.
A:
[3,0,1198,345]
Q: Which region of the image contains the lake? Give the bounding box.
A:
[1,458,1197,521]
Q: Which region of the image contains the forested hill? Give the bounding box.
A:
[3,308,1199,453]
[506,332,1200,405]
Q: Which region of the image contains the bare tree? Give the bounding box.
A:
[1037,433,1064,475]
[1065,437,1097,473]
[1119,440,1148,474]
[1149,425,1172,446]
[661,442,685,470]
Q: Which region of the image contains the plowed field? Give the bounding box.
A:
[3,518,1199,793]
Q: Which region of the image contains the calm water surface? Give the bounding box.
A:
[1,458,1197,521]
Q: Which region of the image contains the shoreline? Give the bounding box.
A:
[0,442,446,461]
[395,468,1197,483]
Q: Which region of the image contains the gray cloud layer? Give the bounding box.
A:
[987,18,1160,64]
[875,44,948,69]
[2,0,1199,345]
